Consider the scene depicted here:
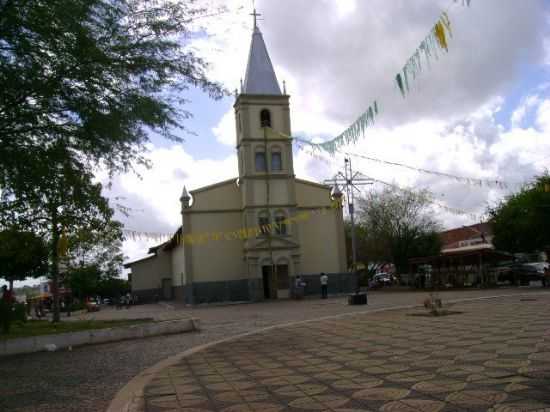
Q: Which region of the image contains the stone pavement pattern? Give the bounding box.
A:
[0,289,548,412]
[142,296,550,412]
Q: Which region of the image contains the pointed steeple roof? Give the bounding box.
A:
[242,16,281,95]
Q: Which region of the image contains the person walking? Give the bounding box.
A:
[320,273,328,299]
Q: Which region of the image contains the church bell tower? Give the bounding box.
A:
[233,10,300,298]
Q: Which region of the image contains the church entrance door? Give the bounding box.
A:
[262,266,276,299]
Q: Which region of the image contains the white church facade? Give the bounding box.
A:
[125,20,353,304]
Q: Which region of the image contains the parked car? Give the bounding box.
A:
[510,262,548,285]
[372,273,393,286]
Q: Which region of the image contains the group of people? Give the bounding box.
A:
[294,273,329,299]
[116,292,138,309]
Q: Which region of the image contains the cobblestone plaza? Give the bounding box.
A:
[142,295,550,412]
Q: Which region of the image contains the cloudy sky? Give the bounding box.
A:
[101,0,550,267]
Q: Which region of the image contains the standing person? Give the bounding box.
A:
[320,273,328,299]
[1,285,14,304]
[294,276,304,299]
[1,285,15,333]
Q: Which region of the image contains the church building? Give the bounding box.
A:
[125,18,352,304]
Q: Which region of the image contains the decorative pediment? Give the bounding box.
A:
[246,235,299,251]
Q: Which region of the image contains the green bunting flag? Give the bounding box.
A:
[394,5,468,98]
[297,1,472,151]
[302,100,380,154]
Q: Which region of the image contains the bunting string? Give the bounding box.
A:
[123,201,341,248]
[284,99,380,154]
[343,151,510,189]
[297,143,482,221]
[298,0,472,153]
[295,138,513,191]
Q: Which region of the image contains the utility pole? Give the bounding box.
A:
[325,158,372,300]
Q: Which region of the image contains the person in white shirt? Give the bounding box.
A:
[320,273,328,299]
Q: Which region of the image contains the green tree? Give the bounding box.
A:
[1,0,224,180]
[66,219,125,300]
[356,187,442,274]
[0,145,116,322]
[0,229,48,289]
[0,0,224,321]
[490,173,550,253]
[97,277,130,300]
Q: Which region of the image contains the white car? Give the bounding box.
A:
[373,273,392,285]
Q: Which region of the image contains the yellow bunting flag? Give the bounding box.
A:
[434,21,448,51]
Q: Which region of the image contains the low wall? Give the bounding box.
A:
[1,318,199,357]
[132,288,162,303]
[191,279,251,304]
[173,274,356,305]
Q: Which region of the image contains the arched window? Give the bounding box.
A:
[255,149,266,172]
[274,211,287,235]
[260,109,271,128]
[271,147,282,171]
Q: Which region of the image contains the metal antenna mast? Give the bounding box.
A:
[325,157,372,294]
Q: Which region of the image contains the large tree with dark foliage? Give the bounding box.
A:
[355,187,442,274]
[0,0,225,321]
[490,173,550,253]
[0,144,117,321]
[0,0,224,176]
[0,229,48,289]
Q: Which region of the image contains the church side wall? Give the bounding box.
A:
[191,181,241,211]
[130,249,172,301]
[171,244,186,286]
[295,181,332,207]
[185,211,250,304]
[188,212,245,283]
[298,210,343,274]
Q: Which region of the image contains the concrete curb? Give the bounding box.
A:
[1,318,200,358]
[106,291,548,412]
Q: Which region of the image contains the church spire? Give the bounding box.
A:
[242,9,281,95]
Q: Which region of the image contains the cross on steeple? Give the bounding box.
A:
[250,8,262,28]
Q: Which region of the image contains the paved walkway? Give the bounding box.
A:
[141,294,550,412]
[1,289,548,412]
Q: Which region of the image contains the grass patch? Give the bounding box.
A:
[0,318,153,341]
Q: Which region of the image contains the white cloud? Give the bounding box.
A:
[536,98,550,131]
[213,108,236,146]
[511,95,541,128]
[100,144,237,261]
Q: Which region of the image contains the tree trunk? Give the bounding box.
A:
[9,279,13,291]
[50,210,61,323]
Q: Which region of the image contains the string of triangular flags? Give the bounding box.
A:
[124,229,172,243]
[296,142,481,220]
[345,151,510,190]
[358,175,481,221]
[314,100,379,154]
[294,136,512,191]
[295,0,471,154]
[395,11,454,97]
